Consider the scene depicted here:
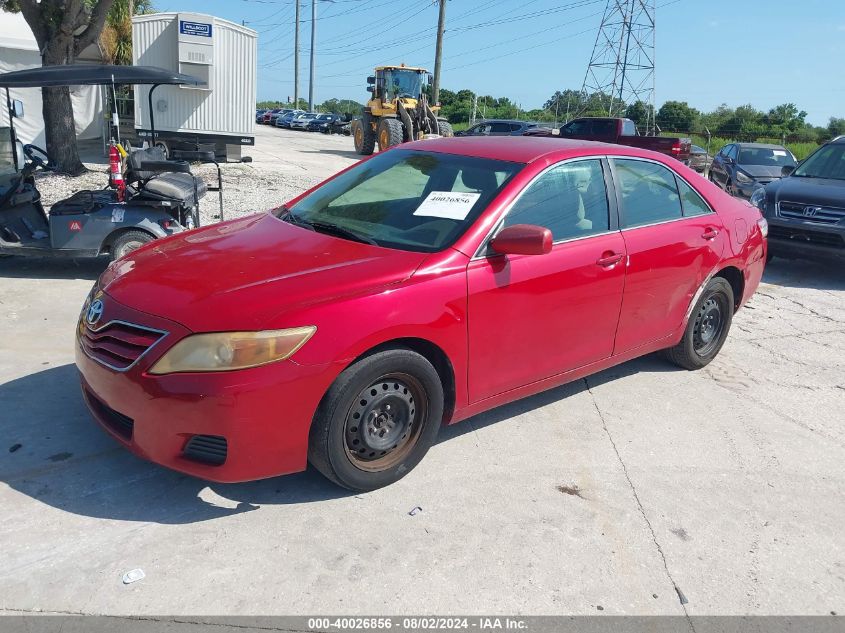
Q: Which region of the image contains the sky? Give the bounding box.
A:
[162,0,845,126]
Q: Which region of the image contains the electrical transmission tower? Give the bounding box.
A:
[572,0,656,133]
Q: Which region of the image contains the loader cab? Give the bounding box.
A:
[367,66,429,109]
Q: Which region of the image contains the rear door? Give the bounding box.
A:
[467,158,627,401]
[609,157,726,353]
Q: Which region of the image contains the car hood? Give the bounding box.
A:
[738,164,785,179]
[769,175,845,207]
[100,213,428,332]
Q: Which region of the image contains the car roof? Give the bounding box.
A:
[735,142,788,150]
[407,136,653,164]
[475,119,537,126]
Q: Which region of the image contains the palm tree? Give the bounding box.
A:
[100,0,156,66]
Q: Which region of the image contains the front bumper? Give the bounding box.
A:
[75,294,338,482]
[766,218,845,262]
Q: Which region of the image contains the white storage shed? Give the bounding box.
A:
[132,13,257,160]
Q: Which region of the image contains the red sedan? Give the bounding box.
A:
[76,137,767,491]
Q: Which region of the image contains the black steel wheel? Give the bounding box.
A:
[663,277,734,370]
[309,348,444,491]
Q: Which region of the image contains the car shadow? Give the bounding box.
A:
[0,364,351,525]
[0,256,108,281]
[2,356,675,525]
[438,353,676,442]
[762,257,845,291]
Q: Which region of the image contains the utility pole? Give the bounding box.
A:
[432,0,447,104]
[294,0,300,108]
[308,0,316,112]
[470,94,477,125]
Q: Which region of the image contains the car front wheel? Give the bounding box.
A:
[308,348,444,491]
[663,277,734,370]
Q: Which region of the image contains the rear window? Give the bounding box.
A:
[613,158,683,228]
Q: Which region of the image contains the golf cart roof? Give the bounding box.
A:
[0,64,204,88]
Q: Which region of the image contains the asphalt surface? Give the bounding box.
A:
[0,127,843,618]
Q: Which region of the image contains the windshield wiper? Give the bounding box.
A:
[306,220,378,246]
[278,207,315,230]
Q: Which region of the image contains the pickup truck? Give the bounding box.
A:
[529,117,692,164]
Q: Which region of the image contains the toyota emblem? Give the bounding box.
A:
[86,299,104,326]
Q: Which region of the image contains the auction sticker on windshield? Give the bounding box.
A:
[413,191,481,220]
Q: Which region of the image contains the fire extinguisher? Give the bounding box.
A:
[108,140,125,202]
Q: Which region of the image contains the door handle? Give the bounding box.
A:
[596,252,624,267]
[701,228,720,240]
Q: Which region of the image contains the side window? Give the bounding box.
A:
[509,123,524,133]
[621,119,637,136]
[718,144,729,157]
[473,124,491,136]
[502,159,610,241]
[726,145,738,160]
[592,120,616,136]
[613,159,683,228]
[490,122,511,134]
[676,177,713,217]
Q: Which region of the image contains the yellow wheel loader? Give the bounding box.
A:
[351,65,453,155]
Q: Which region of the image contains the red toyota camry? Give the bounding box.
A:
[76,137,767,491]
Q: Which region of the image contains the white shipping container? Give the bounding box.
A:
[132,13,256,155]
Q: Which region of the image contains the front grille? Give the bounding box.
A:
[84,389,134,439]
[768,225,845,249]
[183,435,228,466]
[778,201,845,225]
[80,321,166,371]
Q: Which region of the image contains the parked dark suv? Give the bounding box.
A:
[455,119,541,136]
[751,136,845,261]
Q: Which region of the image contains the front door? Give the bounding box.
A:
[467,158,627,402]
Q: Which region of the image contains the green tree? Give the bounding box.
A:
[100,0,156,66]
[827,117,845,138]
[655,100,698,132]
[1,0,117,174]
[624,101,651,128]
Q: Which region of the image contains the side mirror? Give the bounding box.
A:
[781,164,795,177]
[489,224,552,256]
[366,76,375,85]
[11,99,23,118]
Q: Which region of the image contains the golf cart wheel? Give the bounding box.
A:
[308,348,444,491]
[110,230,154,261]
[377,118,404,152]
[353,115,376,155]
[663,277,734,370]
[437,120,454,137]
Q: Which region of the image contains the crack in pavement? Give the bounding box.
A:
[584,378,696,632]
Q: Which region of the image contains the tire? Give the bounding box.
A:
[308,348,444,491]
[110,230,155,261]
[377,118,405,152]
[352,114,376,155]
[437,120,454,137]
[663,277,734,370]
[725,178,733,195]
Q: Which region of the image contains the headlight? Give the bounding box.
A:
[735,171,753,184]
[749,186,766,210]
[148,326,316,375]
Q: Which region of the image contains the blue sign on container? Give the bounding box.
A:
[179,20,212,37]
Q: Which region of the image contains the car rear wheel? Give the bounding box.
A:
[663,277,734,370]
[308,348,444,491]
[352,114,376,155]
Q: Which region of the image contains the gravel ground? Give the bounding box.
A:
[35,125,358,226]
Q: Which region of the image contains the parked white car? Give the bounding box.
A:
[289,113,319,130]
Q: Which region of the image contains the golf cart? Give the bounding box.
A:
[0,64,221,261]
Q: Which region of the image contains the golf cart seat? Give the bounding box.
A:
[126,147,207,207]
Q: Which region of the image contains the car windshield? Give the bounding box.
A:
[282,149,522,252]
[793,143,845,180]
[737,147,795,166]
[383,69,424,100]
